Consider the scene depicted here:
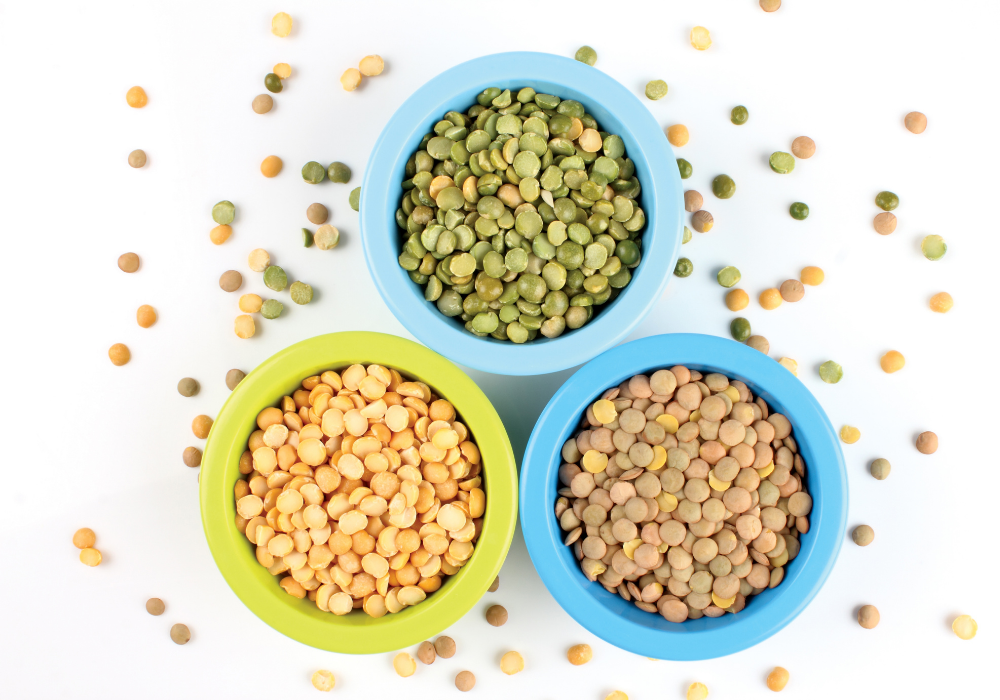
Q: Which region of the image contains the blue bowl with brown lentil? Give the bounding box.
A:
[361,52,682,375]
[520,333,848,660]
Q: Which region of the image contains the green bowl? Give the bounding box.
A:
[200,331,518,653]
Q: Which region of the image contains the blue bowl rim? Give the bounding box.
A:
[519,333,848,660]
[361,51,683,376]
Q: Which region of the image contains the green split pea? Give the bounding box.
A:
[717,266,741,288]
[575,46,597,66]
[645,80,668,100]
[261,299,283,319]
[769,152,795,174]
[819,360,843,384]
[730,317,751,342]
[712,175,735,199]
[302,162,326,184]
[264,265,287,292]
[674,258,693,278]
[789,202,809,220]
[731,106,748,125]
[212,200,235,225]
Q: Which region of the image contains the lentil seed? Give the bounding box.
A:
[219,270,242,292]
[109,343,131,366]
[779,280,804,302]
[73,528,96,549]
[869,458,891,480]
[128,149,146,168]
[455,671,476,692]
[746,335,769,354]
[685,190,703,212]
[182,446,202,467]
[691,210,713,232]
[858,605,879,629]
[118,252,140,273]
[904,111,927,134]
[145,598,165,616]
[791,137,815,159]
[916,431,938,454]
[307,203,329,225]
[252,94,273,114]
[873,212,897,235]
[434,636,456,658]
[225,369,245,390]
[489,576,500,592]
[170,623,191,644]
[852,524,874,546]
[486,604,508,626]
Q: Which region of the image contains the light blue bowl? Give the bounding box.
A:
[520,334,848,660]
[361,52,683,376]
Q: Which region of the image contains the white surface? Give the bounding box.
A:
[1,0,995,697]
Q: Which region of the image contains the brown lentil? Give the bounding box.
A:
[219,270,243,292]
[746,335,770,354]
[684,190,703,212]
[779,280,804,302]
[434,636,457,658]
[904,112,927,134]
[417,641,436,664]
[252,94,273,114]
[146,598,165,615]
[852,524,874,546]
[488,575,500,592]
[182,446,202,467]
[192,414,213,439]
[136,305,157,328]
[307,203,329,225]
[455,671,476,692]
[118,252,140,273]
[873,212,897,235]
[109,343,131,366]
[791,136,815,159]
[170,623,191,644]
[486,604,508,626]
[916,431,938,454]
[128,149,147,168]
[858,605,879,629]
[225,369,246,390]
[692,210,714,233]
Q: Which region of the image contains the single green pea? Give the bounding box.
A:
[603,134,625,159]
[212,200,235,225]
[731,105,748,125]
[436,289,463,317]
[260,299,284,319]
[424,276,443,302]
[289,281,313,305]
[645,80,668,100]
[263,265,287,292]
[327,162,351,183]
[717,266,741,288]
[875,191,899,211]
[921,235,947,260]
[302,228,314,247]
[616,240,640,266]
[677,158,693,179]
[674,257,693,277]
[450,252,477,277]
[505,248,528,273]
[574,46,597,66]
[302,161,326,184]
[264,73,282,93]
[712,175,736,199]
[518,273,548,303]
[789,202,809,220]
[506,321,529,343]
[349,187,361,212]
[541,261,567,290]
[769,152,795,174]
[471,311,499,334]
[819,360,843,384]
[682,226,692,244]
[730,317,751,342]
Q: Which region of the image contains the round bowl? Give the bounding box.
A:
[520,333,848,660]
[200,331,518,654]
[361,51,683,376]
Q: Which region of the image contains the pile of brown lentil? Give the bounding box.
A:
[556,366,811,621]
[234,363,486,617]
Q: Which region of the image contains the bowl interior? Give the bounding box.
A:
[361,51,683,375]
[200,332,518,654]
[520,333,847,660]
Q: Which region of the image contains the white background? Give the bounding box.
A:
[1,0,996,697]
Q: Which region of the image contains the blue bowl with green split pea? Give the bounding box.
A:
[361,52,683,376]
[520,333,849,660]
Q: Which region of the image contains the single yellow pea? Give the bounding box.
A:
[840,426,861,444]
[687,682,709,700]
[273,63,291,79]
[655,492,678,512]
[778,357,798,375]
[311,670,335,691]
[880,350,905,373]
[712,592,736,608]
[393,652,417,677]
[582,450,609,474]
[271,12,292,37]
[952,615,977,640]
[592,399,618,424]
[690,26,712,50]
[656,414,679,434]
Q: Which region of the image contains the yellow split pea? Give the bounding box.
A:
[341,68,362,92]
[929,292,953,313]
[840,425,861,444]
[800,266,824,286]
[500,651,524,675]
[667,124,690,147]
[210,224,232,245]
[136,305,157,328]
[359,55,384,76]
[725,288,749,311]
[759,288,782,310]
[393,652,416,677]
[271,12,292,37]
[311,670,335,691]
[261,156,283,178]
[687,683,709,700]
[880,350,905,373]
[273,63,291,79]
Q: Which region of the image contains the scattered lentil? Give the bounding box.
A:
[312,670,335,692]
[769,152,795,174]
[125,86,147,108]
[674,258,694,277]
[349,187,361,211]
[789,202,809,220]
[212,200,235,225]
[248,249,271,272]
[146,598,165,616]
[327,162,351,183]
[687,682,709,700]
[417,641,436,665]
[869,458,891,480]
[677,158,693,179]
[128,149,146,168]
[315,225,340,250]
[500,651,524,675]
[904,111,927,134]
[852,524,874,546]
[692,210,713,232]
[567,643,592,665]
[800,266,824,286]
[668,124,690,147]
[340,68,362,92]
[726,289,749,311]
[271,12,292,37]
[759,288,782,310]
[760,0,781,11]
[136,305,157,328]
[289,281,314,305]
[790,137,815,159]
[170,623,191,645]
[488,575,500,592]
[273,63,291,79]
[264,73,283,93]
[455,671,476,692]
[767,666,789,691]
[109,343,131,366]
[235,314,255,339]
[952,615,977,640]
[840,426,860,444]
[252,94,273,114]
[819,361,842,383]
[486,604,508,626]
[731,317,751,341]
[915,431,938,454]
[393,653,416,677]
[219,270,243,292]
[731,105,748,125]
[779,280,804,302]
[690,26,712,50]
[879,350,905,373]
[225,369,246,390]
[307,203,329,225]
[921,235,947,261]
[177,378,200,397]
[264,265,287,292]
[182,446,202,467]
[80,548,102,566]
[645,80,668,100]
[359,55,384,77]
[684,190,703,213]
[302,161,326,184]
[435,636,457,658]
[73,528,96,549]
[575,46,597,65]
[858,605,879,629]
[875,191,899,211]
[746,335,769,353]
[118,252,140,273]
[210,224,232,245]
[929,292,953,313]
[873,212,896,235]
[717,266,741,288]
[712,175,735,199]
[261,156,283,178]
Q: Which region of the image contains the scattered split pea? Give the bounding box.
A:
[687,682,709,700]
[880,350,905,373]
[192,414,213,439]
[731,105,749,124]
[567,644,592,665]
[575,46,597,65]
[952,615,977,640]
[904,111,927,134]
[109,343,131,366]
[726,288,749,311]
[760,0,781,10]
[500,651,524,675]
[261,156,283,178]
[340,68,362,91]
[819,360,843,383]
[767,666,790,691]
[929,292,953,313]
[136,305,157,328]
[690,26,712,50]
[271,12,292,37]
[125,86,147,108]
[312,670,335,692]
[668,124,690,147]
[759,288,782,310]
[393,652,416,677]
[840,425,860,444]
[73,528,96,549]
[921,235,947,261]
[778,357,798,375]
[645,80,668,100]
[359,55,384,77]
[800,266,824,286]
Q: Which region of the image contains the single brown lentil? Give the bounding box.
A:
[307,203,329,225]
[146,598,165,615]
[873,212,897,235]
[858,605,880,629]
[170,623,191,644]
[486,604,508,626]
[128,149,147,168]
[692,210,714,233]
[746,335,770,354]
[488,575,500,593]
[434,636,456,658]
[118,253,140,273]
[252,94,273,114]
[779,279,804,302]
[225,369,246,390]
[109,343,131,366]
[852,524,874,546]
[791,136,815,159]
[916,431,938,454]
[182,446,202,467]
[455,671,476,692]
[904,112,927,134]
[192,415,213,439]
[136,305,157,328]
[219,270,243,292]
[417,641,436,665]
[684,190,704,213]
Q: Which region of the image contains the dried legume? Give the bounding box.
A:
[921,235,947,261]
[869,458,890,480]
[852,524,874,546]
[674,258,693,277]
[684,190,703,213]
[260,299,283,319]
[341,69,362,91]
[746,335,769,354]
[273,62,291,79]
[235,314,255,339]
[717,266,741,288]
[349,187,361,211]
[875,191,898,211]
[265,73,283,93]
[302,228,313,247]
[692,210,713,232]
[904,111,927,134]
[307,203,329,225]
[789,202,809,220]
[873,212,896,235]
[220,270,243,292]
[645,80,668,100]
[929,292,953,313]
[769,152,795,174]
[767,666,789,691]
[290,281,313,305]
[726,289,749,311]
[435,636,456,658]
[359,55,384,77]
[192,414,213,439]
[327,162,351,183]
[73,528,96,549]
[712,175,735,199]
[731,106,748,125]
[779,280,804,302]
[455,671,476,692]
[840,426,860,444]
[170,623,191,644]
[858,605,879,629]
[500,650,524,675]
[212,200,235,225]
[118,252,140,273]
[819,361,842,383]
[302,161,325,184]
[759,288,782,310]
[182,446,202,467]
[126,86,147,108]
[226,369,246,390]
[136,305,157,328]
[687,682,709,700]
[488,575,500,592]
[393,652,416,677]
[417,641,436,664]
[731,317,751,341]
[952,615,977,640]
[915,431,938,454]
[677,158,693,179]
[690,26,712,50]
[778,358,798,375]
[312,670,335,691]
[128,149,146,168]
[109,343,131,366]
[252,94,273,114]
[80,548,102,566]
[879,350,905,373]
[177,378,199,397]
[668,125,690,147]
[271,12,292,37]
[264,266,287,292]
[146,598,165,615]
[575,46,597,65]
[791,137,815,159]
[800,266,824,286]
[210,224,232,245]
[567,643,592,665]
[486,604,508,626]
[315,225,340,250]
